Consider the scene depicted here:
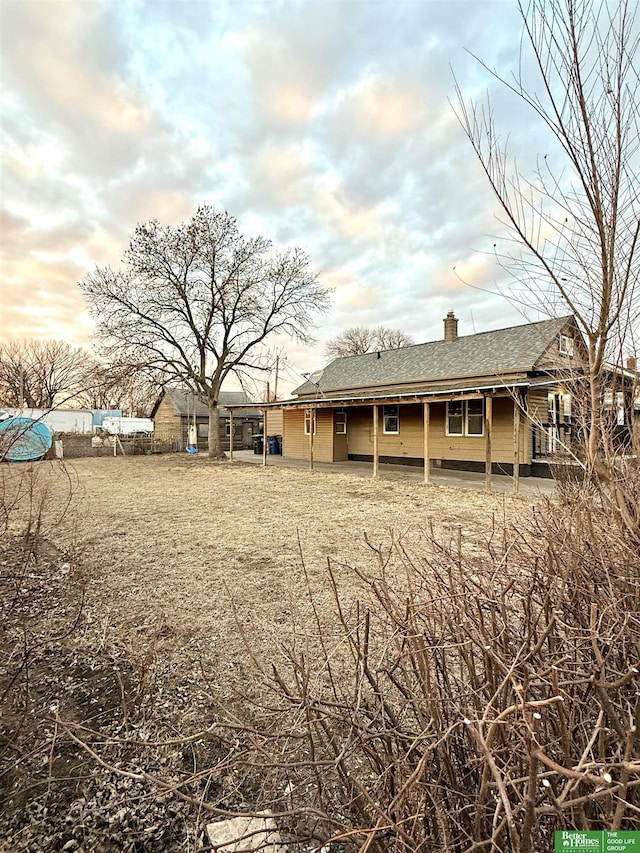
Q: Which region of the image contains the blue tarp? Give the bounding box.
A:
[0,417,53,462]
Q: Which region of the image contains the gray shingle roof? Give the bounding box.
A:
[162,388,262,418]
[294,316,574,396]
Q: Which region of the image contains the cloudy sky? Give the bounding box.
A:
[1,0,558,394]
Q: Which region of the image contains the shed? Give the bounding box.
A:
[151,389,263,450]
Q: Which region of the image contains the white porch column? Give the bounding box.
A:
[423,402,430,484]
[372,404,379,478]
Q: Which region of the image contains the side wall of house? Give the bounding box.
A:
[282,408,335,462]
[283,398,530,468]
[265,408,283,436]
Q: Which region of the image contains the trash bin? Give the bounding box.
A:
[267,434,280,455]
[253,435,264,455]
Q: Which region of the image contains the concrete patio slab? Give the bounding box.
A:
[231,450,557,498]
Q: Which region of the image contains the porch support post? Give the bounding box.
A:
[513,392,521,495]
[262,410,267,467]
[229,413,234,461]
[308,408,315,471]
[372,404,379,478]
[423,402,430,484]
[485,395,493,493]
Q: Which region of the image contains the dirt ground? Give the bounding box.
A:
[4,454,536,682]
[1,454,548,850]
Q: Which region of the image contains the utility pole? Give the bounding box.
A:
[19,364,24,408]
[273,355,279,402]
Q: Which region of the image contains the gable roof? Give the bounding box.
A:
[294,315,576,396]
[153,388,263,419]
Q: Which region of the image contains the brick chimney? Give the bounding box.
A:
[443,311,459,342]
[627,356,637,372]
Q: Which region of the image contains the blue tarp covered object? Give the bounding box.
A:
[0,417,53,462]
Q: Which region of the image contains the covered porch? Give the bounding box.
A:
[229,384,532,495]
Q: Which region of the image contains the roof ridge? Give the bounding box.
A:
[327,314,573,364]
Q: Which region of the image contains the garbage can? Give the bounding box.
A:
[267,434,280,455]
[253,435,264,455]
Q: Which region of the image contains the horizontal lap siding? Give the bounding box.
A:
[153,397,182,442]
[528,390,549,424]
[348,400,522,463]
[283,397,530,465]
[265,408,283,436]
[347,405,424,458]
[282,409,334,462]
[430,398,519,463]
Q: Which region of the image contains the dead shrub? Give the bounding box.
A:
[216,489,639,851]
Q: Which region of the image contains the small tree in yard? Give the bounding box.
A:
[455,0,639,537]
[79,207,330,458]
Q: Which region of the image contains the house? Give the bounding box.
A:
[230,313,601,483]
[151,389,263,451]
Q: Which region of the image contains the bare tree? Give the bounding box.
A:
[78,359,160,416]
[79,207,330,458]
[0,339,89,408]
[326,326,414,358]
[455,0,639,535]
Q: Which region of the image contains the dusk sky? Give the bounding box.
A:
[1,0,563,394]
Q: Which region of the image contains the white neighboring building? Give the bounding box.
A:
[0,408,94,433]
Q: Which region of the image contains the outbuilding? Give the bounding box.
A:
[151,389,263,451]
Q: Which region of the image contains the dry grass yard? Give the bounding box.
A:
[3,453,637,851]
[4,454,534,689]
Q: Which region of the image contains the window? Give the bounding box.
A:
[466,399,484,435]
[197,423,208,438]
[446,400,464,435]
[225,421,231,437]
[548,392,572,423]
[335,411,347,434]
[559,334,574,356]
[447,399,484,436]
[383,405,399,434]
[304,410,316,435]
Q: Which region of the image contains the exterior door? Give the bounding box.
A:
[242,422,253,449]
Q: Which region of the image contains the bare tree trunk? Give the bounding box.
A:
[207,399,226,460]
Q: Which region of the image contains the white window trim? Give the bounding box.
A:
[304,410,316,435]
[559,334,575,356]
[446,401,464,436]
[335,411,347,434]
[382,405,399,435]
[465,399,485,437]
[446,400,485,437]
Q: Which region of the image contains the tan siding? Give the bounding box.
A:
[282,408,335,462]
[282,396,536,467]
[528,389,549,423]
[265,408,283,436]
[283,409,305,459]
[345,399,524,464]
[153,396,182,442]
